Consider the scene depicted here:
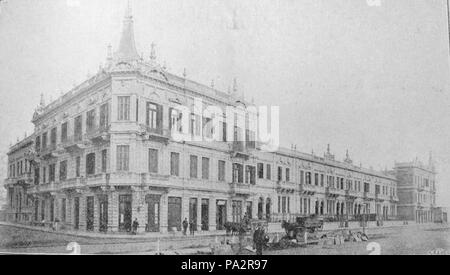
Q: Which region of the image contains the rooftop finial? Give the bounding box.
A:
[211,79,215,89]
[233,78,238,94]
[125,0,133,20]
[183,68,187,79]
[150,42,156,61]
[327,144,331,154]
[40,93,45,107]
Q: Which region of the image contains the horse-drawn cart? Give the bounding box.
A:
[281,215,324,242]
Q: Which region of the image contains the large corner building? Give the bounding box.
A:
[2,4,441,233]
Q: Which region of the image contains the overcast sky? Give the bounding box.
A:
[0,0,449,207]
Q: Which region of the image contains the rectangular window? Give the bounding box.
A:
[146,102,162,131]
[49,164,55,183]
[61,122,68,143]
[202,157,210,180]
[42,132,48,150]
[170,152,180,176]
[74,115,82,141]
[100,103,110,129]
[148,149,158,173]
[266,164,271,180]
[101,149,107,173]
[118,96,130,121]
[278,167,283,181]
[246,166,256,185]
[76,156,81,177]
[315,173,319,186]
[34,167,40,185]
[86,153,96,175]
[43,167,46,183]
[59,161,67,181]
[232,163,244,183]
[218,160,226,182]
[306,172,311,185]
[117,145,130,171]
[300,170,304,185]
[86,109,96,133]
[35,136,41,152]
[61,198,66,222]
[50,128,57,147]
[257,163,264,179]
[190,155,198,179]
[320,174,324,187]
[286,168,290,182]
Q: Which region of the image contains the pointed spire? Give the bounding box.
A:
[40,93,45,107]
[150,42,156,62]
[232,78,238,94]
[115,0,140,62]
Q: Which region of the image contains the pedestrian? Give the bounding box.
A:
[189,220,195,236]
[182,218,189,236]
[132,218,139,235]
[253,225,264,255]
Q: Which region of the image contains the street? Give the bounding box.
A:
[0,223,449,255]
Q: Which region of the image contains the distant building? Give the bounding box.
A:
[395,156,437,223]
[433,207,447,223]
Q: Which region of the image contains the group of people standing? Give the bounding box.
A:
[182,218,196,236]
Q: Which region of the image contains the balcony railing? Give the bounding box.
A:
[276,181,297,193]
[61,135,88,150]
[326,186,346,197]
[85,125,110,142]
[345,189,359,199]
[39,144,57,159]
[230,182,252,196]
[299,183,320,195]
[229,141,250,159]
[140,124,170,143]
[363,191,376,201]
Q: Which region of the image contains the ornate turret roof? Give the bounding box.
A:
[114,0,140,63]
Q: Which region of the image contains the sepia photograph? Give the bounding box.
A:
[0,0,449,260]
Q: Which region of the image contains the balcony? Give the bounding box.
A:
[60,177,87,191]
[345,189,359,200]
[85,125,110,143]
[39,144,57,159]
[61,135,89,152]
[229,182,252,197]
[299,183,320,195]
[276,181,297,193]
[139,125,170,144]
[390,195,399,202]
[375,193,383,202]
[229,141,250,160]
[363,191,376,201]
[86,173,110,187]
[326,186,346,198]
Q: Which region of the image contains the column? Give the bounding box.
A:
[108,191,118,232]
[197,196,202,231]
[78,193,86,231]
[66,195,73,228]
[93,195,100,232]
[160,193,168,233]
[132,187,146,233]
[209,197,216,231]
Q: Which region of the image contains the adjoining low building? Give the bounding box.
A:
[395,158,437,223]
[433,207,448,223]
[1,4,442,234]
